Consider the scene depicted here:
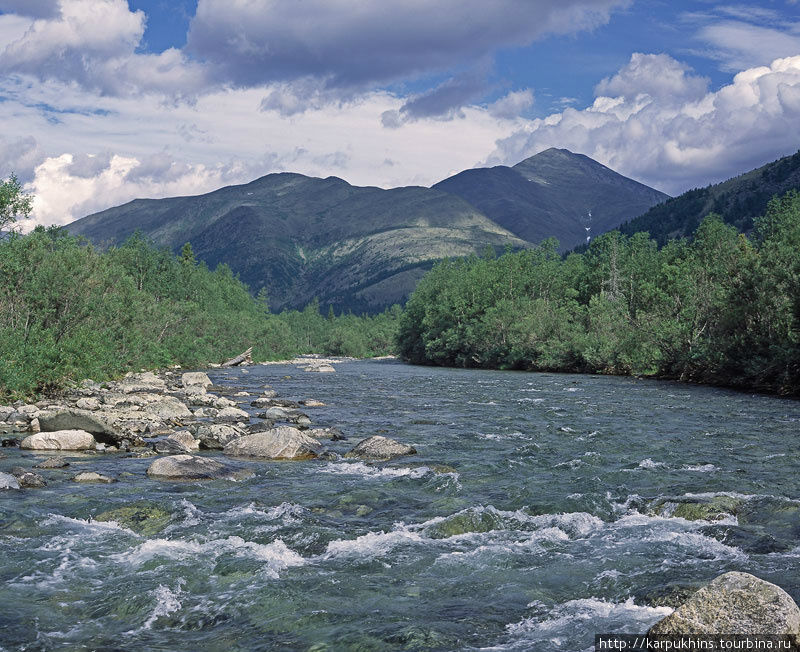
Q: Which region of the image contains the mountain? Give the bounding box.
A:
[433,148,669,251]
[68,149,670,313]
[619,149,800,244]
[68,173,528,312]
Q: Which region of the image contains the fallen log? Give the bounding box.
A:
[221,347,253,367]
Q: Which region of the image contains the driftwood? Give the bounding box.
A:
[221,347,253,367]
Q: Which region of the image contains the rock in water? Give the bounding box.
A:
[196,424,244,449]
[648,572,800,638]
[95,502,172,535]
[344,435,417,461]
[147,454,252,481]
[223,426,323,460]
[10,467,46,488]
[0,472,20,490]
[73,471,116,484]
[181,372,212,389]
[33,457,69,469]
[20,430,96,451]
[37,410,118,440]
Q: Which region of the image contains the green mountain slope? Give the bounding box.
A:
[433,148,669,251]
[619,150,800,244]
[68,173,528,312]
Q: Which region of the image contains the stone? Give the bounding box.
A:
[0,406,15,421]
[168,430,199,451]
[308,427,347,441]
[20,430,96,451]
[216,407,250,423]
[37,409,118,440]
[300,399,326,407]
[344,435,417,461]
[141,398,192,421]
[95,501,172,535]
[305,364,335,373]
[649,572,800,638]
[181,372,212,389]
[426,508,503,539]
[648,495,742,522]
[33,456,70,469]
[214,397,238,409]
[196,423,244,449]
[11,467,47,488]
[223,426,323,460]
[146,454,252,481]
[0,472,20,490]
[73,471,117,483]
[121,371,166,393]
[75,397,101,410]
[152,438,191,454]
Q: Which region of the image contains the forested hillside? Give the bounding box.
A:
[398,191,800,395]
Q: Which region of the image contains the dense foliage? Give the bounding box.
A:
[398,191,800,396]
[0,229,398,399]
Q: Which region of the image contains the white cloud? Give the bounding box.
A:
[488,89,535,120]
[489,54,800,195]
[696,20,800,72]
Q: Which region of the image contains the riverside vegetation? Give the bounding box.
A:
[397,190,800,396]
[0,225,399,400]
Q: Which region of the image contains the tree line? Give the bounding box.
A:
[0,228,398,399]
[397,191,800,396]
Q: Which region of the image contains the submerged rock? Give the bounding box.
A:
[147,454,252,481]
[425,507,503,539]
[648,495,742,521]
[20,430,96,451]
[33,456,70,469]
[344,435,417,461]
[648,572,800,638]
[223,426,323,460]
[95,501,173,535]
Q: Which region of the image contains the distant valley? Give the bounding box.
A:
[68,148,669,312]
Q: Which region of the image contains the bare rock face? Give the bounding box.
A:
[223,426,323,460]
[20,430,97,451]
[344,435,417,461]
[648,572,800,639]
[147,454,252,481]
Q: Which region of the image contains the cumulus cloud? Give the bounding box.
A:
[489,54,800,195]
[187,0,629,89]
[0,0,209,96]
[0,135,43,182]
[488,89,535,120]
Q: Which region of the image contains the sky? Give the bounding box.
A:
[0,0,799,229]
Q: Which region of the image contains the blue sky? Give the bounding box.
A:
[0,0,799,227]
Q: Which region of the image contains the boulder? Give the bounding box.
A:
[20,430,96,451]
[648,495,742,522]
[34,456,69,469]
[300,399,326,407]
[120,371,166,393]
[95,501,172,535]
[214,397,238,409]
[0,472,20,490]
[649,572,800,639]
[196,424,244,449]
[75,397,101,411]
[181,372,212,389]
[141,398,192,421]
[223,426,323,460]
[216,407,250,423]
[168,430,199,451]
[146,454,252,481]
[37,409,118,441]
[11,467,46,488]
[308,427,347,441]
[73,471,116,483]
[344,435,417,461]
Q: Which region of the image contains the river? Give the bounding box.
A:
[2,359,799,651]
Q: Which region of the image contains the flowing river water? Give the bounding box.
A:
[2,359,800,651]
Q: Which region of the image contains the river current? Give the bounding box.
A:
[2,360,799,651]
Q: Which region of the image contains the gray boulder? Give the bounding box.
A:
[344,435,417,461]
[120,371,166,393]
[216,406,250,423]
[181,372,212,389]
[168,430,199,451]
[0,472,20,490]
[141,398,192,421]
[649,572,800,638]
[196,424,244,449]
[37,409,118,440]
[11,467,46,488]
[75,397,101,411]
[34,456,69,469]
[223,426,323,460]
[147,454,252,481]
[20,430,96,451]
[73,471,116,483]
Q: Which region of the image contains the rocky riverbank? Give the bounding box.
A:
[0,355,415,488]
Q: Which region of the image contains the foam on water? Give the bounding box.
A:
[681,463,719,472]
[43,514,138,537]
[125,581,185,634]
[321,527,424,559]
[638,458,666,469]
[317,461,429,480]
